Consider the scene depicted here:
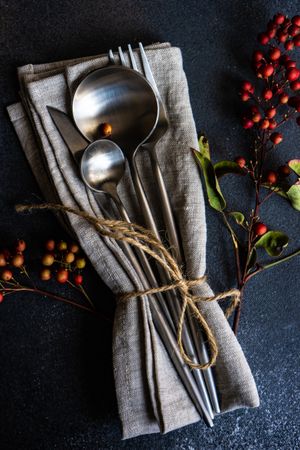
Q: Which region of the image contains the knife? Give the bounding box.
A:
[47,106,88,163]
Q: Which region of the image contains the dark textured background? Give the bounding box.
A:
[0,1,299,449]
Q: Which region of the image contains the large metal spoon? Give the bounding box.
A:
[80,139,213,426]
[72,65,215,419]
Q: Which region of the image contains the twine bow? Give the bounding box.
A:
[16,203,240,370]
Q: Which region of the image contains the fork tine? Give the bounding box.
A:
[118,46,126,66]
[138,42,160,97]
[108,49,116,64]
[128,44,138,71]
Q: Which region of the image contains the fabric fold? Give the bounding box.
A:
[7,43,259,439]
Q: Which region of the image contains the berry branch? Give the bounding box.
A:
[0,238,111,323]
[194,12,300,334]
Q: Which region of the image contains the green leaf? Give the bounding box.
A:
[261,183,288,199]
[193,150,226,211]
[229,211,245,225]
[288,159,300,176]
[287,182,300,211]
[247,248,257,271]
[214,161,245,178]
[255,231,289,257]
[198,135,210,160]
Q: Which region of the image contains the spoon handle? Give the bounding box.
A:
[101,183,213,426]
[127,159,215,419]
[104,183,175,330]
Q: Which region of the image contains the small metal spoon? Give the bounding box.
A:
[80,139,213,426]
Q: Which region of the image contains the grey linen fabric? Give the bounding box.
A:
[7,43,259,439]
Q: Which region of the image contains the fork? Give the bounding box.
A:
[136,43,221,415]
[109,44,220,415]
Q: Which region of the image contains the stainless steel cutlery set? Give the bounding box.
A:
[47,43,220,426]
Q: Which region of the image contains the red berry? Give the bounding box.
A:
[266,107,276,119]
[11,254,24,268]
[292,15,300,27]
[57,241,67,251]
[254,61,263,71]
[252,112,262,123]
[269,48,281,61]
[262,89,273,100]
[286,67,300,81]
[261,64,274,78]
[277,31,288,43]
[294,35,300,47]
[278,165,292,177]
[0,254,6,267]
[64,252,75,264]
[268,120,277,130]
[240,91,250,101]
[74,274,83,286]
[274,13,285,25]
[268,28,277,39]
[234,156,246,168]
[69,243,79,254]
[279,93,289,104]
[242,118,254,129]
[241,81,254,92]
[15,239,26,252]
[45,240,55,251]
[285,60,296,69]
[260,119,270,130]
[42,254,55,266]
[253,50,264,62]
[0,292,3,303]
[1,270,13,281]
[288,25,299,37]
[270,132,283,145]
[56,269,69,284]
[258,32,269,45]
[285,40,294,51]
[99,122,112,138]
[253,222,268,236]
[40,268,52,281]
[265,170,278,185]
[290,81,300,91]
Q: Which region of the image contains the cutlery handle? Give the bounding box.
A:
[148,149,183,263]
[103,182,175,330]
[100,184,213,425]
[145,148,221,414]
[128,158,214,419]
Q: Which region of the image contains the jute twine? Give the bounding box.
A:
[16,202,240,370]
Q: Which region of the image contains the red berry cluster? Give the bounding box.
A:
[40,240,86,285]
[0,239,26,302]
[239,13,300,137]
[235,156,292,184]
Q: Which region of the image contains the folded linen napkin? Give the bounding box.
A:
[7,42,259,439]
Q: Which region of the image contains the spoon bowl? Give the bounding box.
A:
[72,66,159,153]
[80,139,125,193]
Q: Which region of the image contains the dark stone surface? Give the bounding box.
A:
[0,0,299,448]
